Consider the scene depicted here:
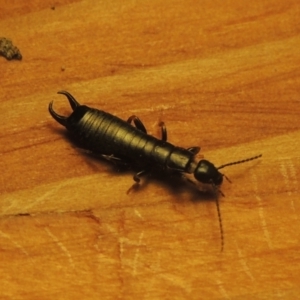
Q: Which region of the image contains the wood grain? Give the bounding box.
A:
[1,0,300,299]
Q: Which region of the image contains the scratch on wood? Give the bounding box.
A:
[150,252,161,273]
[117,237,125,294]
[24,181,70,210]
[251,173,273,249]
[94,246,117,265]
[274,289,285,298]
[159,273,191,294]
[142,254,161,300]
[215,278,231,299]
[45,227,75,268]
[104,224,118,234]
[280,160,298,196]
[118,237,125,263]
[128,104,175,114]
[133,231,144,276]
[0,230,29,255]
[117,233,146,277]
[235,240,255,281]
[280,160,299,217]
[134,209,143,219]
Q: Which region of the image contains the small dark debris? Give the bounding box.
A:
[51,6,55,10]
[0,37,22,60]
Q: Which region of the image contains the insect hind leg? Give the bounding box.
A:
[127,116,167,142]
[101,154,132,168]
[132,122,166,182]
[128,119,167,187]
[158,124,200,154]
[127,115,147,133]
[158,121,167,142]
[187,147,200,155]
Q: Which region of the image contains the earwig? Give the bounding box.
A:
[49,91,262,251]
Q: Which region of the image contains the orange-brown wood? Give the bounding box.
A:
[1,0,300,299]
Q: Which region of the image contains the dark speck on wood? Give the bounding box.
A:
[0,37,22,60]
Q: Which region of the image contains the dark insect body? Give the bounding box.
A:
[49,91,262,250]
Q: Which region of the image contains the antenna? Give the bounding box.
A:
[215,153,262,251]
[212,184,224,252]
[218,154,262,170]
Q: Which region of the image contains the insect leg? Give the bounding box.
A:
[158,124,200,152]
[127,117,167,183]
[180,173,224,251]
[128,115,167,142]
[131,121,167,184]
[101,154,131,167]
[133,169,149,183]
[127,169,150,194]
[158,121,167,142]
[187,147,201,155]
[158,122,199,153]
[127,115,147,133]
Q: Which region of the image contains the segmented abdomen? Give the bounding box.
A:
[69,106,193,171]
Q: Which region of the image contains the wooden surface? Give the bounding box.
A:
[1,1,300,299]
